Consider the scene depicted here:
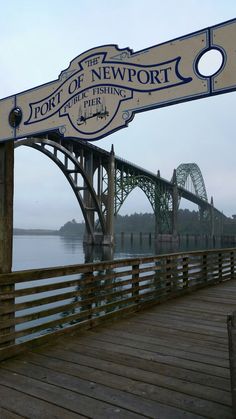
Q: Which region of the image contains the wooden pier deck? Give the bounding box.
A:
[0,279,235,419]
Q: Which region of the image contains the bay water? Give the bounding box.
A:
[12,233,220,270]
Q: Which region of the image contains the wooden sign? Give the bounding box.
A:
[0,18,236,142]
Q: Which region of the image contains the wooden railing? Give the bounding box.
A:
[0,248,235,360]
[227,312,236,416]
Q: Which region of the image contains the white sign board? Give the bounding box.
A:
[0,18,236,142]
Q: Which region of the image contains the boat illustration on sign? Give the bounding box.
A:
[77,99,109,126]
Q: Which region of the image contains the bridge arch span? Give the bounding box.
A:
[15,138,222,240]
[115,173,172,233]
[115,175,156,215]
[176,163,208,202]
[15,138,107,242]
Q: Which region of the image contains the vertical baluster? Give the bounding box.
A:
[183,256,189,288]
[231,251,235,280]
[218,252,222,282]
[132,263,139,303]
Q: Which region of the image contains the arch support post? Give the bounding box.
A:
[103,145,115,246]
[210,196,215,238]
[199,206,205,235]
[83,150,96,245]
[172,169,178,237]
[154,173,161,238]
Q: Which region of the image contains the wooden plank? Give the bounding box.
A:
[133,301,229,323]
[0,384,85,418]
[83,329,229,368]
[129,317,228,341]
[190,295,236,305]
[21,350,231,406]
[0,356,232,419]
[227,312,236,417]
[35,344,230,391]
[158,305,228,321]
[139,312,227,331]
[0,408,24,419]
[0,368,145,419]
[153,298,236,314]
[87,326,229,359]
[138,310,227,329]
[103,318,229,352]
[65,338,230,378]
[163,300,236,315]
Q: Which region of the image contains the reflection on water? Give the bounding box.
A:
[13,233,225,271]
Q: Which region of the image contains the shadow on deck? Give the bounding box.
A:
[0,279,235,419]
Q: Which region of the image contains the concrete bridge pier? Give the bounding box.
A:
[83,145,115,246]
[172,169,178,238]
[210,196,215,238]
[154,173,161,238]
[103,145,115,245]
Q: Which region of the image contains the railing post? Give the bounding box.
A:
[202,253,208,283]
[139,232,143,246]
[149,232,152,246]
[130,232,133,246]
[132,263,139,303]
[166,257,172,293]
[231,251,235,280]
[0,141,14,273]
[183,256,189,288]
[227,312,236,417]
[80,270,94,320]
[0,141,15,347]
[218,252,222,282]
[121,231,124,247]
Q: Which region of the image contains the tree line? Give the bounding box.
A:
[59,209,236,236]
[14,210,236,236]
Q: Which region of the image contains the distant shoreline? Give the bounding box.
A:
[13,229,59,236]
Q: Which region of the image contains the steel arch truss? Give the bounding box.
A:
[15,137,224,239]
[15,137,113,243]
[176,163,208,202]
[114,167,173,233]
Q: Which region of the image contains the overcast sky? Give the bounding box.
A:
[1,0,236,229]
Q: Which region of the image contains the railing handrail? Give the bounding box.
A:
[1,246,235,283]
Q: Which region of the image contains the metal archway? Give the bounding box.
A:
[15,137,108,243]
[114,172,172,233]
[176,163,208,201]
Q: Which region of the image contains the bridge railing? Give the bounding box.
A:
[0,247,235,360]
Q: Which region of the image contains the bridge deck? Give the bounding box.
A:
[0,280,235,419]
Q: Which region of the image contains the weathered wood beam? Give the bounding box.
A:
[0,141,14,274]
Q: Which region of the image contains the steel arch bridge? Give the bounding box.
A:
[176,163,208,201]
[15,137,224,244]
